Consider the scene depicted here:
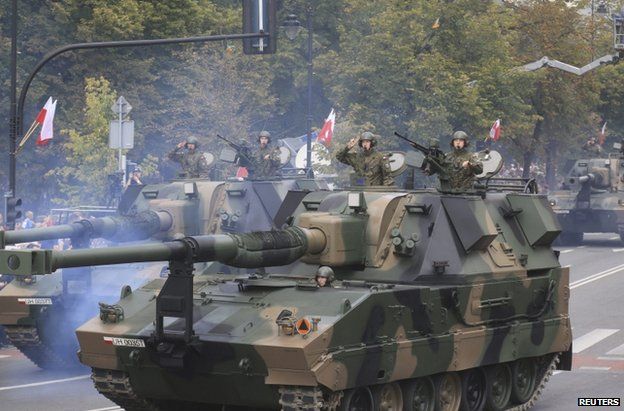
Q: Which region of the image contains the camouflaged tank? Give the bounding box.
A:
[0,176,326,369]
[0,185,571,411]
[548,149,624,245]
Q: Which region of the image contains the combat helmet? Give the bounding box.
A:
[358,131,377,148]
[186,136,200,149]
[450,130,469,147]
[315,266,334,281]
[258,130,271,143]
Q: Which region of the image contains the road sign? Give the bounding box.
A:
[109,120,135,149]
[111,96,132,115]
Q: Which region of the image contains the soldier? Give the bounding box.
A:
[124,167,143,188]
[168,136,211,178]
[426,131,483,191]
[315,266,334,288]
[582,137,604,157]
[250,131,281,179]
[336,131,394,186]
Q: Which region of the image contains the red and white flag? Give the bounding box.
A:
[488,119,501,141]
[316,108,335,147]
[36,97,57,145]
[236,167,248,179]
[599,122,607,145]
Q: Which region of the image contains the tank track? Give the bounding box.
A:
[4,325,72,369]
[92,368,159,411]
[279,386,341,411]
[506,353,560,411]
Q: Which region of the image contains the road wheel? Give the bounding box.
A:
[339,387,374,411]
[460,368,487,411]
[510,358,537,404]
[484,364,511,411]
[372,382,403,411]
[402,377,435,411]
[434,372,461,411]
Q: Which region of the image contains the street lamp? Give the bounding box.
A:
[283,7,314,178]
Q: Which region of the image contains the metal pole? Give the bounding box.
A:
[11,32,268,195]
[305,5,314,178]
[118,100,123,176]
[7,0,18,229]
[592,0,595,60]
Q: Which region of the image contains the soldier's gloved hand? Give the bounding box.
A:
[177,141,186,149]
[264,154,270,160]
[347,137,359,149]
[462,160,470,168]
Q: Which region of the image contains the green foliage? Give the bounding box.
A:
[48,77,118,206]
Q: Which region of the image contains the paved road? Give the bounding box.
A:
[0,233,623,410]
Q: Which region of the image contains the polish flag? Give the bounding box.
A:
[236,167,248,179]
[316,108,335,147]
[599,122,607,145]
[489,119,501,141]
[36,97,57,146]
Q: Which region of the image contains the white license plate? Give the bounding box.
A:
[103,336,146,348]
[17,298,52,305]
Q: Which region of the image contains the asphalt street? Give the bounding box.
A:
[0,233,622,410]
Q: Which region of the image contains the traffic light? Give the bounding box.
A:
[5,196,22,229]
[242,0,277,55]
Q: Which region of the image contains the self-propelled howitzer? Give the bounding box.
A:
[0,189,572,411]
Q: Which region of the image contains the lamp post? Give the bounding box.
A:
[283,8,314,178]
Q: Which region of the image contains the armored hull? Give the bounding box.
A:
[549,155,624,244]
[0,187,571,410]
[0,177,326,368]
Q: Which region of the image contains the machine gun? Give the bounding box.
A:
[394,131,447,175]
[216,134,254,168]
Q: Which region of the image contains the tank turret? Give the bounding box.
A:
[0,188,572,411]
[0,176,327,369]
[549,153,624,245]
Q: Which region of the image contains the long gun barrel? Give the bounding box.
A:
[0,210,172,248]
[576,174,596,184]
[0,227,326,276]
[394,131,446,173]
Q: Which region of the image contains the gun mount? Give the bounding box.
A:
[0,187,572,411]
[549,154,624,244]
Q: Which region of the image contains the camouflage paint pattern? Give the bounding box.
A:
[0,187,571,408]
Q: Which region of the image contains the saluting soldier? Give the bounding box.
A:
[336,131,394,186]
[168,136,211,178]
[426,131,483,191]
[250,131,282,179]
[582,137,604,157]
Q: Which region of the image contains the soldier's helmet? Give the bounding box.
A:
[450,130,469,147]
[358,131,377,148]
[186,136,200,149]
[258,130,271,143]
[315,266,334,281]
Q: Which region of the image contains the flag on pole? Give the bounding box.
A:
[36,98,57,146]
[599,122,607,145]
[488,119,501,141]
[316,108,335,147]
[236,167,248,179]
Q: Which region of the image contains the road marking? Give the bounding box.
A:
[560,249,574,254]
[577,245,587,249]
[579,366,611,371]
[613,248,624,252]
[606,342,624,356]
[85,407,122,411]
[570,263,624,289]
[609,236,621,240]
[572,329,619,353]
[0,374,90,391]
[0,355,10,359]
[598,356,624,361]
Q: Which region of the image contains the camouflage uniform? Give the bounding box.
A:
[582,140,603,157]
[336,133,394,186]
[428,131,483,191]
[250,131,282,179]
[168,138,210,178]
